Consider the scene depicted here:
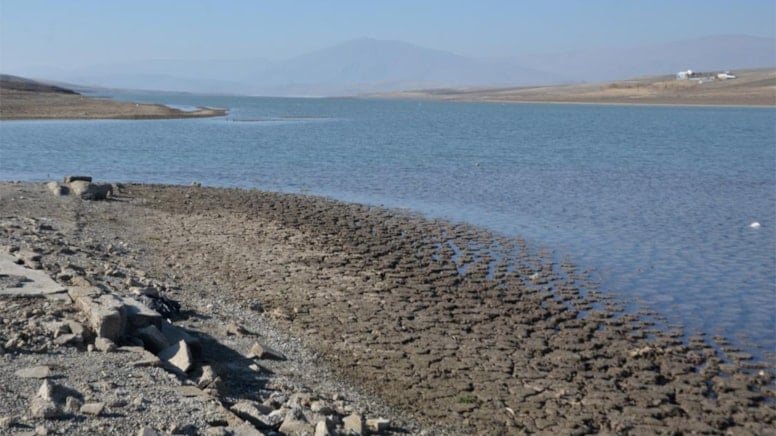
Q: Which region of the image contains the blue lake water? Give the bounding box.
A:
[1,92,775,356]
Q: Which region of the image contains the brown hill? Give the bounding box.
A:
[0,75,226,120]
[372,68,776,106]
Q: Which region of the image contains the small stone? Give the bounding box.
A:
[158,340,192,373]
[205,427,230,436]
[130,286,159,298]
[366,418,390,432]
[160,321,201,355]
[0,416,14,428]
[225,321,249,337]
[130,355,162,368]
[137,427,160,436]
[53,333,81,346]
[64,397,83,414]
[230,401,274,424]
[37,380,57,401]
[46,181,69,196]
[29,397,62,419]
[314,420,332,436]
[135,325,170,354]
[94,337,117,352]
[65,320,86,337]
[170,423,198,435]
[278,410,313,435]
[231,422,263,436]
[35,424,49,435]
[68,180,111,200]
[310,400,335,415]
[198,365,217,389]
[80,402,105,416]
[247,342,286,361]
[109,399,128,408]
[44,321,70,336]
[15,366,52,379]
[343,413,364,435]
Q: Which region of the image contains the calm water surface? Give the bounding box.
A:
[2,92,774,355]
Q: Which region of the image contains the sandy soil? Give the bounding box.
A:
[372,69,776,107]
[2,182,774,434]
[0,80,226,120]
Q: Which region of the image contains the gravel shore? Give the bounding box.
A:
[1,181,774,435]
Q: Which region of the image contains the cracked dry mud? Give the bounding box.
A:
[1,182,774,435]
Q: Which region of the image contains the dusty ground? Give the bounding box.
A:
[1,182,775,435]
[0,75,226,120]
[372,68,776,106]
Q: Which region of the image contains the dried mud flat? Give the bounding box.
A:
[1,182,775,435]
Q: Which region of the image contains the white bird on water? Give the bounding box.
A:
[749,222,761,229]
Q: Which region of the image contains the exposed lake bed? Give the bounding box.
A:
[0,181,774,434]
[2,94,773,356]
[1,92,775,433]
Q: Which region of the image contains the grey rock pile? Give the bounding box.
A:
[0,201,403,435]
[46,175,113,200]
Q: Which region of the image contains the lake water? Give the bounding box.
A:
[2,92,774,356]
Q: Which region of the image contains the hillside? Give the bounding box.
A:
[0,75,226,120]
[373,68,776,106]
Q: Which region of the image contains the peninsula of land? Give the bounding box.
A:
[0,75,226,120]
[372,68,776,107]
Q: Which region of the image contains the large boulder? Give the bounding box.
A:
[68,180,112,200]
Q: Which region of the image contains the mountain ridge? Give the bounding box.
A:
[6,34,774,96]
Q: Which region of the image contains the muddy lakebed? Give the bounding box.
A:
[2,182,773,434]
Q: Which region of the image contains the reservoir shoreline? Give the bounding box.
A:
[1,181,773,434]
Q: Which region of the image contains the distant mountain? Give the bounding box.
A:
[7,35,775,96]
[248,38,561,95]
[516,34,776,82]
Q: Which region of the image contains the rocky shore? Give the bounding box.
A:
[0,180,774,435]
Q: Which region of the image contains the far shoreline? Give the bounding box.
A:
[0,76,228,120]
[363,95,776,109]
[365,68,776,108]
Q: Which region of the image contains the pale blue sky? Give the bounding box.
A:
[1,0,774,71]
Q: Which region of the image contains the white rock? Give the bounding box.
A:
[137,427,160,436]
[342,413,364,435]
[750,221,761,229]
[366,417,390,432]
[0,415,14,428]
[314,420,332,436]
[80,402,105,416]
[158,340,192,373]
[94,337,117,352]
[64,397,83,414]
[14,365,52,379]
[247,342,286,360]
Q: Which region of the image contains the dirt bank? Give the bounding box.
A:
[371,68,776,107]
[1,182,774,434]
[0,75,226,120]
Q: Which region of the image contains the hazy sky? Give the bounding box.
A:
[1,0,774,71]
